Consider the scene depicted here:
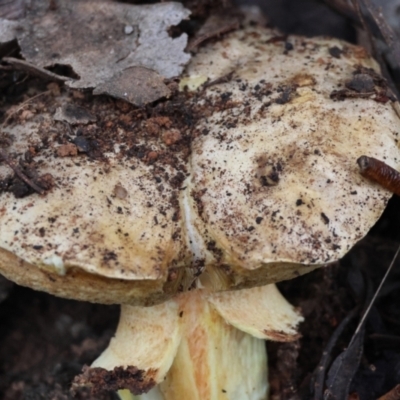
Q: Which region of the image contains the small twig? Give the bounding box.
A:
[0,148,44,194]
[2,57,70,83]
[203,71,234,89]
[187,11,241,51]
[348,244,400,349]
[351,0,378,59]
[320,245,399,399]
[2,90,49,126]
[0,65,13,71]
[360,0,400,68]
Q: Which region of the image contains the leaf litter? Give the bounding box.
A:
[324,327,366,400]
[0,0,192,196]
[0,0,191,105]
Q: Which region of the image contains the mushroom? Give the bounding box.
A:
[1,22,400,400]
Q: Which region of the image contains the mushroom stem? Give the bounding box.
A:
[158,290,268,400]
[88,284,302,400]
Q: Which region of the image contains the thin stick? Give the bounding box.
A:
[2,91,49,126]
[3,58,69,83]
[348,243,400,349]
[0,149,44,194]
[360,0,400,68]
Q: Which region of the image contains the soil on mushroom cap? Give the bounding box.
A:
[0,74,195,203]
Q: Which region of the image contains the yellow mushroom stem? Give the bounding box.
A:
[91,284,303,400]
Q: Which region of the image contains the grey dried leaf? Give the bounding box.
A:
[0,17,18,43]
[381,0,400,37]
[0,0,191,105]
[312,307,359,400]
[93,66,171,107]
[0,0,26,20]
[324,328,365,400]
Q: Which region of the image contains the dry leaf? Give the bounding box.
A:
[0,0,191,105]
[0,0,26,20]
[93,66,171,107]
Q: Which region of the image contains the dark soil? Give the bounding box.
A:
[0,284,119,400]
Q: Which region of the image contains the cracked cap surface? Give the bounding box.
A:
[0,24,400,304]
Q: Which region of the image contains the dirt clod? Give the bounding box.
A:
[72,365,157,396]
[163,129,182,146]
[57,143,78,157]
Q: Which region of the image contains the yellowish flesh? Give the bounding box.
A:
[160,290,268,400]
[92,301,181,383]
[118,389,136,400]
[207,284,303,340]
[93,284,302,400]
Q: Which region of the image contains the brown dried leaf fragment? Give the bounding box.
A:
[35,173,54,191]
[330,65,396,103]
[72,365,157,396]
[114,184,128,200]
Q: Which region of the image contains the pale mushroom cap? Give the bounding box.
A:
[0,152,184,280]
[184,26,400,288]
[0,98,191,304]
[1,24,400,304]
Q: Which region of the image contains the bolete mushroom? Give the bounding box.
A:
[1,22,400,400]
